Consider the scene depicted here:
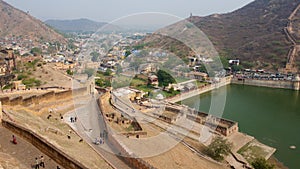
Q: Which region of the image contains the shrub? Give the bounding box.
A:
[205,136,232,161]
[251,158,274,169]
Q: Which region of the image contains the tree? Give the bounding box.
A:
[104,69,112,76]
[124,50,131,57]
[90,51,100,62]
[220,56,229,68]
[157,70,176,87]
[198,63,208,73]
[251,158,274,169]
[231,64,243,72]
[95,78,111,87]
[66,69,73,75]
[206,136,232,161]
[30,47,42,55]
[84,68,95,77]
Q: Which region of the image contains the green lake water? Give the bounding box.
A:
[182,84,300,169]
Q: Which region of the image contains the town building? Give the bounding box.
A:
[148,75,159,87]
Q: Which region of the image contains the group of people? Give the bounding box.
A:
[34,156,45,169]
[70,116,77,123]
[94,137,105,145]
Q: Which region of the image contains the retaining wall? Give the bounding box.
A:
[0,87,87,107]
[231,78,300,90]
[10,96,22,106]
[55,90,72,100]
[22,95,37,107]
[37,91,55,103]
[0,97,9,105]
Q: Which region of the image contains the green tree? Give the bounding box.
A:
[220,56,229,68]
[66,69,73,75]
[124,50,131,57]
[198,63,208,73]
[104,69,112,76]
[231,64,243,72]
[30,47,42,55]
[206,136,232,161]
[251,158,274,169]
[84,68,95,77]
[157,70,176,87]
[95,78,111,87]
[17,74,28,80]
[90,51,100,62]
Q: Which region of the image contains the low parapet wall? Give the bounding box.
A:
[22,95,37,107]
[55,90,72,100]
[0,87,87,107]
[1,119,87,169]
[231,78,300,90]
[37,91,55,103]
[9,96,22,106]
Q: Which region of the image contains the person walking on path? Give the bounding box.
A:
[35,157,40,169]
[39,155,45,168]
[12,135,17,144]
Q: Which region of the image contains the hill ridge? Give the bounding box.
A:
[0,0,66,45]
[45,18,107,33]
[143,0,300,72]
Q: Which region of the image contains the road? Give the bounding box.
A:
[65,95,131,169]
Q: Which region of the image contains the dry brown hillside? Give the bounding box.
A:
[142,0,300,72]
[0,0,66,44]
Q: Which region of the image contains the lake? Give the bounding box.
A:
[182,84,300,169]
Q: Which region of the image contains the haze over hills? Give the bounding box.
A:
[45,18,107,33]
[142,0,300,72]
[0,0,66,44]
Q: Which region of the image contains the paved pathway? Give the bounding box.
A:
[64,96,130,169]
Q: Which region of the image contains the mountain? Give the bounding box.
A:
[0,0,66,44]
[45,19,107,33]
[142,0,300,72]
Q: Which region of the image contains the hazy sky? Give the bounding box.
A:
[4,0,254,22]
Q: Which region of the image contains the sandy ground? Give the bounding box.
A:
[0,126,63,169]
[145,141,227,169]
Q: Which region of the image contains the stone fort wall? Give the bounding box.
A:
[0,87,87,107]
